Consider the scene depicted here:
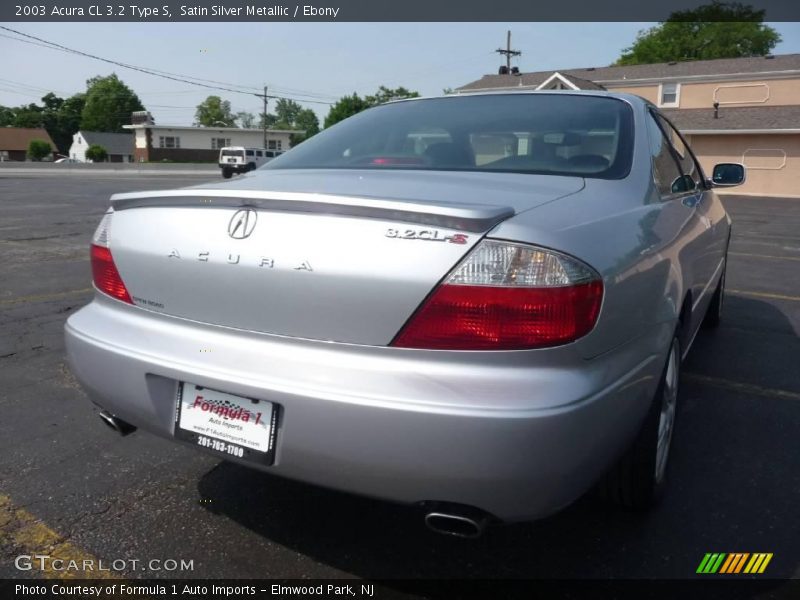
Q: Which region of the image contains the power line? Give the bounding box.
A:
[0,26,333,106]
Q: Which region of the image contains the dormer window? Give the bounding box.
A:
[659,83,680,107]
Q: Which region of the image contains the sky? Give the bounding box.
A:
[1,22,799,126]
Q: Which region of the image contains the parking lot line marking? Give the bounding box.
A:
[727,289,800,303]
[729,252,800,262]
[0,287,92,306]
[683,373,800,401]
[0,494,116,579]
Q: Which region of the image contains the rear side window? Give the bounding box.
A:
[645,112,685,197]
[654,114,705,190]
[246,150,255,156]
[265,95,635,179]
[256,151,263,157]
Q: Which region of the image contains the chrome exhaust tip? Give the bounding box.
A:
[424,507,490,539]
[98,410,137,436]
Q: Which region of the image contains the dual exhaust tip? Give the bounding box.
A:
[423,504,492,539]
[98,410,137,436]
[96,410,491,537]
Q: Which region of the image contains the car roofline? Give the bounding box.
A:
[383,89,647,107]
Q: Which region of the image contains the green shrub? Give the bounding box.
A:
[27,139,52,161]
[85,144,108,162]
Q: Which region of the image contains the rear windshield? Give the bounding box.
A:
[221,149,243,157]
[266,94,634,179]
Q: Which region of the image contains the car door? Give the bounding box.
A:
[644,109,715,339]
[654,112,728,330]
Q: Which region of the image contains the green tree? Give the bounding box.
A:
[616,2,781,65]
[324,86,420,129]
[85,144,108,162]
[273,98,303,129]
[27,139,52,161]
[258,112,278,128]
[12,104,44,128]
[81,74,144,132]
[55,94,86,152]
[195,95,236,127]
[364,86,420,106]
[323,93,370,128]
[236,111,256,128]
[0,105,14,127]
[35,93,86,154]
[291,108,320,145]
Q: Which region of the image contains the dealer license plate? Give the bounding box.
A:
[174,382,278,465]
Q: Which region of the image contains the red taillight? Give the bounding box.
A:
[391,240,603,350]
[91,244,133,304]
[392,282,603,350]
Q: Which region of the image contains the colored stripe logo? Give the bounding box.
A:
[697,553,773,574]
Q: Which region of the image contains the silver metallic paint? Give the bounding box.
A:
[65,92,731,521]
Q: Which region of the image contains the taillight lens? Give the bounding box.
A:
[392,240,603,350]
[90,210,133,304]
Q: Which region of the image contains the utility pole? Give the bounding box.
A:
[254,86,269,148]
[262,85,268,149]
[496,30,521,71]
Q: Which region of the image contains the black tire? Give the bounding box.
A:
[703,258,726,329]
[222,168,232,179]
[247,162,256,172]
[597,335,681,510]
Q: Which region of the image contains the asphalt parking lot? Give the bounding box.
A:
[0,173,798,585]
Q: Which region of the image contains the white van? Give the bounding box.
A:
[218,147,283,178]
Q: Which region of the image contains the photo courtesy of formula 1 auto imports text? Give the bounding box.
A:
[0,0,799,598]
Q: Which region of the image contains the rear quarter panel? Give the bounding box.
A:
[489,98,706,359]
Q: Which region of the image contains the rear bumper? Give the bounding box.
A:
[219,164,248,173]
[65,293,670,521]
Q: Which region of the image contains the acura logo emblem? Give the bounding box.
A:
[228,209,257,239]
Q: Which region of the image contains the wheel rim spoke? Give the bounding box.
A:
[655,341,679,482]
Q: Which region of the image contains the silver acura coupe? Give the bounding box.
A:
[65,92,744,537]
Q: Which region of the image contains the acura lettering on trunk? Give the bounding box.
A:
[65,91,741,537]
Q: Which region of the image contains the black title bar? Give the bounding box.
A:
[2,0,800,22]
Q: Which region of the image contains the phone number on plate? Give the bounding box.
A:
[197,435,245,458]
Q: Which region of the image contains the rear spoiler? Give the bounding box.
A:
[109,189,515,233]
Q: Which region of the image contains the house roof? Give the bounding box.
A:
[123,124,298,134]
[79,131,134,156]
[457,53,800,91]
[663,105,800,133]
[0,128,56,151]
[560,74,606,90]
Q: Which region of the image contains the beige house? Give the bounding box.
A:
[457,54,800,198]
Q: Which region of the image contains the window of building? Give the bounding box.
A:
[159,136,180,149]
[211,138,231,150]
[267,140,277,150]
[659,83,680,108]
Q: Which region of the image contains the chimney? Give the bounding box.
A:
[131,111,154,125]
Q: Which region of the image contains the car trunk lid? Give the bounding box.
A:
[106,170,584,345]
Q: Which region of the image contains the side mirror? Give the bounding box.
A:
[712,163,746,187]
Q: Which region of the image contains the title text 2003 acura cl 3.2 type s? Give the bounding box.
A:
[65,92,745,537]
